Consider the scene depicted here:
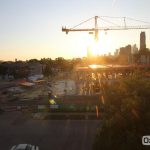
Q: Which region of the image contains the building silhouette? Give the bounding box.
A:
[132,44,138,54]
[140,32,146,50]
[134,31,150,64]
[114,49,119,56]
[119,45,132,64]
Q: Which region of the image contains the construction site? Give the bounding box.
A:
[1,13,150,150]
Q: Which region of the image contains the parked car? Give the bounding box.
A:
[10,144,39,150]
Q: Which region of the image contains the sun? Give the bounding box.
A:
[75,31,114,57]
[87,31,113,56]
[90,41,99,56]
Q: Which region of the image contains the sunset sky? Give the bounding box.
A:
[0,0,150,61]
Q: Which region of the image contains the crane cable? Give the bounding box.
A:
[126,17,150,25]
[70,16,94,29]
[98,17,121,27]
[68,16,150,30]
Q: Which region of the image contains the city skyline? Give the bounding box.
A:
[0,0,150,61]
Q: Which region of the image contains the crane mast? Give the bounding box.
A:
[94,16,98,41]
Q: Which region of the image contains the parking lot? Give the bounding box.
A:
[0,112,100,150]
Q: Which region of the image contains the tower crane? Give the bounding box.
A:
[62,16,150,41]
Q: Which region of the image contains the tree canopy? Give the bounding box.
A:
[93,72,150,150]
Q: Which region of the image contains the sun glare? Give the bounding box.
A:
[76,31,114,57]
[89,64,98,69]
[86,31,113,56]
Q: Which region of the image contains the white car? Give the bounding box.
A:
[10,144,39,150]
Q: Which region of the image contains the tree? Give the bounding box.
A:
[28,59,39,63]
[0,65,7,76]
[93,72,150,150]
[40,58,53,77]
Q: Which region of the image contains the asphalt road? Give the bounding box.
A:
[0,112,101,150]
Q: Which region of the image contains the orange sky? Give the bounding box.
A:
[0,0,150,61]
